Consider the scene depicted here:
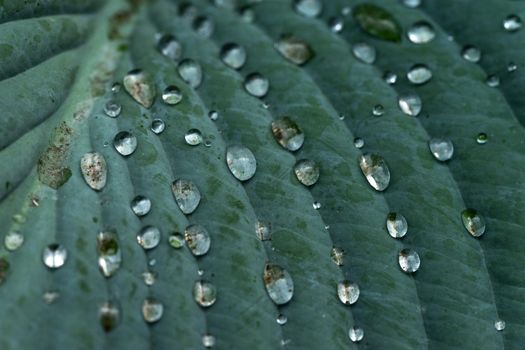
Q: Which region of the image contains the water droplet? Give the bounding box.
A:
[193,16,214,37]
[99,302,120,332]
[193,280,217,307]
[202,334,216,348]
[276,314,288,325]
[5,231,24,251]
[353,4,402,42]
[386,212,408,238]
[197,269,204,276]
[178,59,203,88]
[256,221,272,241]
[330,247,344,266]
[220,43,247,70]
[461,209,486,237]
[429,138,454,161]
[142,271,156,286]
[123,69,156,108]
[168,233,185,248]
[142,297,163,323]
[407,64,432,85]
[131,195,151,217]
[398,248,420,273]
[204,139,212,147]
[407,21,435,44]
[161,85,182,105]
[486,75,500,88]
[341,6,351,16]
[503,15,522,32]
[271,117,304,151]
[462,45,481,63]
[402,0,421,8]
[184,129,203,146]
[398,93,422,116]
[477,132,488,144]
[329,17,344,33]
[294,0,322,18]
[97,231,121,278]
[313,201,321,210]
[185,224,211,256]
[150,119,165,134]
[149,259,156,266]
[80,152,107,191]
[137,226,161,250]
[42,290,60,304]
[383,71,398,84]
[263,263,294,305]
[372,104,385,116]
[111,82,121,93]
[113,131,137,156]
[157,33,182,60]
[239,6,255,22]
[349,326,364,342]
[275,36,314,65]
[179,2,198,20]
[42,243,67,269]
[354,137,364,149]
[209,110,219,120]
[337,280,360,305]
[226,145,257,181]
[507,62,518,72]
[352,42,376,64]
[103,100,121,118]
[293,159,320,186]
[495,319,506,331]
[358,153,390,191]
[171,179,201,214]
[244,73,269,97]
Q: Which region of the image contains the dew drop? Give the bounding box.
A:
[178,59,203,88]
[171,179,201,214]
[352,42,376,64]
[131,195,151,217]
[209,110,219,120]
[294,0,322,18]
[157,33,182,60]
[495,319,506,331]
[226,145,257,181]
[276,314,288,325]
[358,153,390,191]
[142,271,156,286]
[313,201,321,210]
[263,263,294,305]
[193,16,214,37]
[293,159,320,186]
[5,231,24,251]
[407,21,435,44]
[477,132,488,144]
[123,69,156,108]
[507,62,518,72]
[341,6,351,16]
[202,334,216,348]
[80,152,107,191]
[429,138,454,161]
[486,75,500,88]
[42,243,67,269]
[137,226,161,250]
[150,119,165,134]
[220,43,247,69]
[329,17,344,33]
[256,221,272,241]
[337,280,360,305]
[354,137,364,149]
[462,45,481,63]
[503,15,522,32]
[398,248,420,273]
[461,209,486,237]
[99,302,120,332]
[168,232,185,248]
[398,93,422,116]
[244,73,269,97]
[372,104,385,116]
[103,100,121,118]
[407,64,432,85]
[349,326,364,342]
[386,212,408,238]
[111,82,121,93]
[330,247,344,266]
[275,36,314,65]
[383,71,398,84]
[97,231,122,278]
[179,3,198,20]
[184,224,211,256]
[162,85,183,105]
[113,131,137,156]
[239,5,255,22]
[184,129,203,146]
[271,117,304,151]
[193,280,217,307]
[142,297,164,323]
[0,258,8,284]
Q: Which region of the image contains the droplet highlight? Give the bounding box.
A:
[461,209,486,237]
[80,152,107,191]
[263,263,294,305]
[358,153,390,191]
[171,179,201,214]
[271,117,304,151]
[398,248,420,273]
[137,226,161,250]
[193,280,217,307]
[386,212,408,238]
[293,159,320,186]
[42,243,67,269]
[337,280,360,305]
[185,224,211,256]
[244,73,269,97]
[226,145,257,181]
[113,131,137,156]
[429,138,454,161]
[123,69,156,108]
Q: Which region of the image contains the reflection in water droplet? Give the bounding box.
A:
[256,221,272,241]
[275,36,314,65]
[329,17,344,33]
[407,21,435,44]
[352,42,376,64]
[142,297,164,323]
[220,43,247,69]
[226,145,257,181]
[503,15,522,32]
[386,213,408,238]
[462,45,481,63]
[330,247,344,266]
[429,138,454,161]
[372,104,384,116]
[477,133,488,144]
[271,117,304,151]
[202,334,216,348]
[294,0,322,18]
[168,233,185,248]
[193,280,217,307]
[349,326,364,342]
[244,73,269,97]
[398,93,422,116]
[113,131,137,156]
[383,71,398,84]
[157,33,182,60]
[354,137,364,149]
[407,64,432,85]
[193,16,214,37]
[461,209,486,237]
[178,59,203,88]
[277,314,288,325]
[495,319,506,331]
[172,179,201,214]
[358,153,390,191]
[162,85,183,105]
[137,226,161,250]
[398,248,420,273]
[151,119,165,134]
[123,69,156,108]
[184,129,203,146]
[263,264,294,305]
[131,195,151,217]
[97,231,121,278]
[80,152,107,191]
[99,302,120,332]
[185,224,211,256]
[486,75,500,88]
[104,100,121,118]
[337,280,360,305]
[5,231,24,251]
[43,244,67,269]
[294,159,320,186]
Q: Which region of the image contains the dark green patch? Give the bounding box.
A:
[0,44,14,58]
[353,4,402,42]
[37,122,73,189]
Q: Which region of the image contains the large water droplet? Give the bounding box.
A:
[256,221,272,241]
[407,21,435,44]
[337,280,360,305]
[168,232,185,248]
[352,42,376,64]
[131,195,151,217]
[97,232,121,278]
[271,117,304,151]
[386,212,408,238]
[429,138,454,161]
[330,247,344,266]
[503,15,522,32]
[157,33,182,60]
[495,319,506,331]
[151,119,165,134]
[353,4,402,42]
[99,302,120,332]
[184,129,203,146]
[185,224,211,256]
[123,69,156,108]
[461,209,486,237]
[294,0,322,18]
[477,132,488,144]
[407,64,432,85]
[462,45,481,63]
[398,93,422,116]
[193,280,217,307]
[244,73,269,97]
[142,297,164,323]
[137,226,161,250]
[293,159,320,186]
[220,43,247,69]
[226,145,257,181]
[202,334,216,348]
[104,100,121,118]
[43,243,67,269]
[263,263,294,305]
[80,152,107,191]
[5,231,23,251]
[162,85,183,105]
[113,131,137,156]
[398,248,420,273]
[275,36,314,65]
[193,16,214,37]
[358,153,390,191]
[178,59,203,88]
[171,179,201,214]
[349,326,364,342]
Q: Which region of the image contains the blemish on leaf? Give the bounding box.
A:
[37,122,73,189]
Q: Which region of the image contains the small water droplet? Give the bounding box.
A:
[103,100,121,118]
[407,64,432,85]
[341,6,351,16]
[383,71,398,84]
[179,2,198,20]
[354,137,364,149]
[42,243,67,269]
[372,104,385,116]
[220,43,247,70]
[339,114,345,120]
[168,233,185,248]
[111,82,121,93]
[97,231,122,278]
[398,93,422,116]
[398,248,420,273]
[209,110,219,120]
[80,152,107,191]
[349,326,364,342]
[42,290,60,304]
[271,117,304,151]
[263,263,294,305]
[337,280,360,305]
[402,0,421,8]
[204,139,212,147]
[294,0,322,18]
[142,297,164,323]
[293,159,320,186]
[352,42,376,64]
[99,302,120,332]
[462,45,481,63]
[276,314,288,325]
[429,138,454,161]
[503,15,522,32]
[407,21,435,44]
[358,153,390,191]
[150,119,165,134]
[495,319,506,331]
[193,280,217,307]
[193,16,214,37]
[142,271,156,286]
[226,145,257,181]
[131,195,151,217]
[486,75,500,88]
[162,85,183,105]
[386,212,408,238]
[184,129,203,146]
[507,62,518,72]
[137,226,161,250]
[244,73,269,97]
[171,179,201,214]
[178,59,203,88]
[202,334,216,348]
[113,131,137,156]
[239,6,255,22]
[5,231,24,251]
[256,221,272,241]
[275,35,314,65]
[185,224,211,256]
[330,247,344,266]
[157,33,182,60]
[197,269,204,276]
[123,69,156,108]
[149,259,156,266]
[461,209,486,237]
[329,16,344,33]
[477,132,488,144]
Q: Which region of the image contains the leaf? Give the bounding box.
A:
[353,3,402,42]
